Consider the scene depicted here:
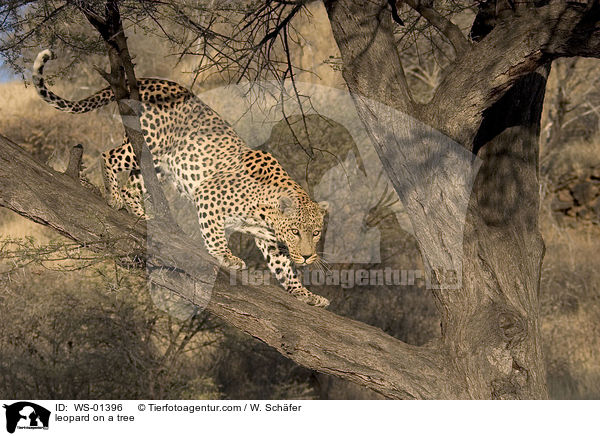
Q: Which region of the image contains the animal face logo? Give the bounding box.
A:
[3,402,50,434]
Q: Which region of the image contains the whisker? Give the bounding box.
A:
[317,256,331,266]
[315,258,332,273]
[313,263,325,274]
[308,259,324,273]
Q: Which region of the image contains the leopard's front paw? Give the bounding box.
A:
[308,294,330,308]
[221,254,247,271]
[107,194,125,211]
[290,287,330,308]
[127,203,149,220]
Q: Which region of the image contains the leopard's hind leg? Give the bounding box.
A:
[121,166,167,218]
[102,137,137,209]
[121,169,147,218]
[103,136,165,217]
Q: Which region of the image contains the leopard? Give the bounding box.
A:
[32,49,330,308]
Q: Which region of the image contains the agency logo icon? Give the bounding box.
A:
[3,402,50,434]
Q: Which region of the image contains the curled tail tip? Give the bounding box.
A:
[40,48,55,58]
[33,49,55,75]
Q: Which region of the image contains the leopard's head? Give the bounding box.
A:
[269,196,328,265]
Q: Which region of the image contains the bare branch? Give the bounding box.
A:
[255,3,302,48]
[64,144,83,180]
[0,2,68,52]
[403,0,470,56]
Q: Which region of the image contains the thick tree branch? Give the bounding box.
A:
[324,0,415,114]
[0,134,457,399]
[427,1,600,146]
[327,0,600,148]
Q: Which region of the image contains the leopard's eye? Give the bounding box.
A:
[290,228,300,236]
[313,230,321,237]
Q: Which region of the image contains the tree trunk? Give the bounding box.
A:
[326,0,551,398]
[440,69,549,399]
[79,0,174,225]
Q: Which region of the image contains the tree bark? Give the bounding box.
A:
[428,1,600,145]
[439,68,549,398]
[325,0,557,398]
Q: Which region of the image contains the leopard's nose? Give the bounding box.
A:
[302,255,311,262]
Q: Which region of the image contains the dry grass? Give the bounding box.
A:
[540,219,600,399]
[0,209,51,241]
[539,138,600,399]
[0,234,223,399]
[542,140,600,187]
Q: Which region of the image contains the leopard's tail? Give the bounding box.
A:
[33,49,115,114]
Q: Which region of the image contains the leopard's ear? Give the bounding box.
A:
[278,196,295,216]
[318,201,329,214]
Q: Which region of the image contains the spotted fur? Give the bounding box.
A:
[33,49,329,308]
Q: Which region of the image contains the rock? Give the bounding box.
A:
[552,189,574,212]
[576,208,594,221]
[571,181,596,206]
[551,196,573,212]
[557,189,572,202]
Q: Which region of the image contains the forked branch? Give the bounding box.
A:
[428,1,600,145]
